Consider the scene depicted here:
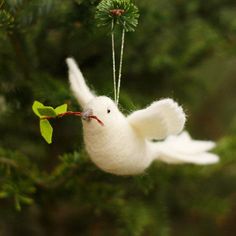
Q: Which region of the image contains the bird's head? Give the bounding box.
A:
[82,96,125,130]
[66,58,126,131]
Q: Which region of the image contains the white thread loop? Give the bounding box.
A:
[116,27,125,105]
[111,20,117,102]
[111,22,126,105]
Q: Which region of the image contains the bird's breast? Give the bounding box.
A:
[83,123,153,175]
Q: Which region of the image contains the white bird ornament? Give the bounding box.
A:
[66,58,219,175]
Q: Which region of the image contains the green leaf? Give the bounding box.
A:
[55,104,67,115]
[40,120,53,144]
[32,101,44,117]
[38,107,57,117]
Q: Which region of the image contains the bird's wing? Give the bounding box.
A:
[156,131,219,164]
[66,58,95,108]
[127,98,186,140]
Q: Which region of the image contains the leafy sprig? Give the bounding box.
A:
[32,101,104,144]
[32,101,68,144]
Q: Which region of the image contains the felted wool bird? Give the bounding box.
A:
[66,58,219,175]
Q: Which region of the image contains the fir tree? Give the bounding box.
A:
[0,0,236,235]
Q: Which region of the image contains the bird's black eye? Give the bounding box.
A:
[107,109,111,114]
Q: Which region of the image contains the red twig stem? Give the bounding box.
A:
[41,111,104,126]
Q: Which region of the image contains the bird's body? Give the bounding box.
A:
[83,97,152,175]
[66,58,219,175]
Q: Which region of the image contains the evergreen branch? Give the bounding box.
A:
[95,0,139,32]
[33,152,81,190]
[0,8,14,30]
[0,157,18,168]
[45,164,80,189]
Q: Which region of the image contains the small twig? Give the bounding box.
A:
[41,111,82,120]
[41,111,104,126]
[58,111,82,118]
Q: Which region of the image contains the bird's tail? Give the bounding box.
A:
[152,131,219,165]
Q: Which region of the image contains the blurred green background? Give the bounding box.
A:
[0,0,236,235]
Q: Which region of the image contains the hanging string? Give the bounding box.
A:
[111,20,117,102]
[95,0,139,105]
[116,26,125,105]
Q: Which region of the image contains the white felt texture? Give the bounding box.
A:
[66,58,219,175]
[153,131,219,164]
[128,99,186,140]
[66,58,95,108]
